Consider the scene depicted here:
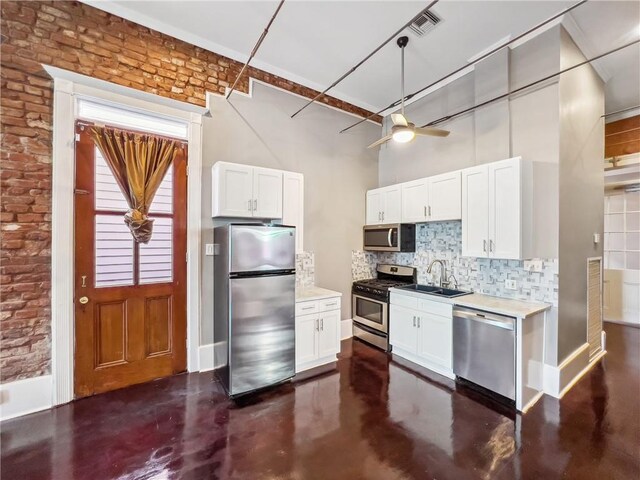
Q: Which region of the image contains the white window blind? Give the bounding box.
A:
[77,98,188,139]
[95,214,134,287]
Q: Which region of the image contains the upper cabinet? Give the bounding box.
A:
[252,167,283,218]
[398,171,462,223]
[462,156,532,260]
[428,171,462,222]
[212,162,295,222]
[282,171,304,253]
[401,178,429,223]
[366,185,401,225]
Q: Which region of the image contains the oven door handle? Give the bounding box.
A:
[387,228,393,247]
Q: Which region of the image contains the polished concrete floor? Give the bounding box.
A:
[2,323,639,480]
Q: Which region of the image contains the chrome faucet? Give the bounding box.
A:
[427,259,447,287]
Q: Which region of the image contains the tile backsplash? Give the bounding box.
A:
[296,251,315,289]
[352,221,558,305]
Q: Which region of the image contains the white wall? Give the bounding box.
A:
[200,82,379,344]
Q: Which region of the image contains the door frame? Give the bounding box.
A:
[48,66,205,406]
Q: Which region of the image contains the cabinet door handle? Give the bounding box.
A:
[413,316,416,327]
[417,317,421,328]
[302,306,314,311]
[320,318,324,331]
[378,211,381,221]
[248,199,252,211]
[483,239,487,253]
[253,199,257,211]
[315,319,319,331]
[489,239,494,252]
[428,205,431,217]
[424,206,427,218]
[382,211,385,221]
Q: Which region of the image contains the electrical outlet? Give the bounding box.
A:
[505,279,517,290]
[524,260,543,272]
[205,244,215,256]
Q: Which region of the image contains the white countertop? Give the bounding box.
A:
[389,287,551,319]
[454,293,550,319]
[296,286,342,302]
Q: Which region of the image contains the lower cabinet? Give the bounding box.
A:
[296,297,341,372]
[389,295,454,378]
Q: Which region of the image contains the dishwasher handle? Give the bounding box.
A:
[453,308,515,331]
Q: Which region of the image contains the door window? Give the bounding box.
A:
[93,147,175,287]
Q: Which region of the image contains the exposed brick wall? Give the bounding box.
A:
[0,0,380,383]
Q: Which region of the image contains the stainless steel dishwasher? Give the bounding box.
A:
[453,307,516,400]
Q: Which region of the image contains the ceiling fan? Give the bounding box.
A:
[368,36,450,149]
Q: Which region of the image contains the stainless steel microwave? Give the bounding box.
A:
[363,224,416,252]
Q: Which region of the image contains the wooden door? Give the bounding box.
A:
[461,165,489,258]
[428,170,462,221]
[252,167,283,218]
[401,178,429,223]
[74,124,187,398]
[366,189,383,225]
[488,157,521,259]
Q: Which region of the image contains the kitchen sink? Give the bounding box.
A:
[397,284,471,298]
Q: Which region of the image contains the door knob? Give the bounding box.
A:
[79,296,89,304]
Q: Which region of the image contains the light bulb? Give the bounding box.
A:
[392,129,415,143]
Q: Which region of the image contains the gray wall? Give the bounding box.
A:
[200,82,379,344]
[556,29,605,364]
[378,27,562,259]
[374,25,605,366]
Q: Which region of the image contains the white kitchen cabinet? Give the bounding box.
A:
[366,185,401,225]
[462,156,532,260]
[253,167,283,218]
[389,293,454,379]
[295,295,341,373]
[212,162,285,219]
[461,165,490,257]
[365,189,383,225]
[282,172,304,253]
[400,172,461,224]
[417,313,452,370]
[428,170,461,221]
[317,309,340,358]
[389,304,419,353]
[295,314,318,366]
[212,162,254,218]
[401,179,429,223]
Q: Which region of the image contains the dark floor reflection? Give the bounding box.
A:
[1,324,638,480]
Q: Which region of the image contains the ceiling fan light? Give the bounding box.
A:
[392,129,415,143]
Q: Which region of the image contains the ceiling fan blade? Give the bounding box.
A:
[391,114,408,126]
[414,126,450,137]
[367,135,393,149]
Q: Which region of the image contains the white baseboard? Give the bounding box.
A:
[199,342,228,372]
[341,319,353,340]
[543,343,606,398]
[0,375,53,421]
[198,344,215,372]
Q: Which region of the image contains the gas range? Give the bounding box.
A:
[352,279,413,300]
[352,264,416,351]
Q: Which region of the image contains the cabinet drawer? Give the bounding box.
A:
[390,293,418,310]
[319,297,340,312]
[417,299,453,318]
[296,301,319,316]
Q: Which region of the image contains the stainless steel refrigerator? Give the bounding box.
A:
[214,223,296,397]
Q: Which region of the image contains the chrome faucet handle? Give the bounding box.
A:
[446,274,459,289]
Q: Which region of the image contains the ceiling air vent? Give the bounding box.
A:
[408,9,441,37]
